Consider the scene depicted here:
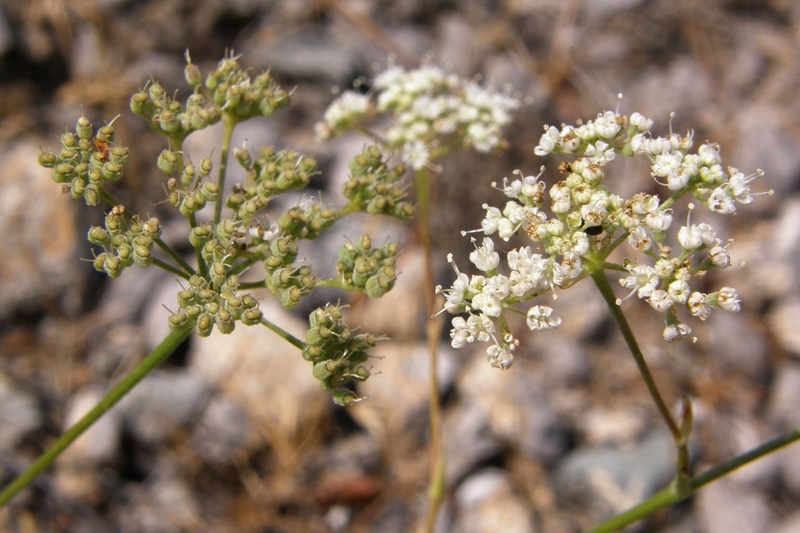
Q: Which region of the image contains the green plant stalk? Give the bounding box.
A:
[588,427,800,532]
[214,114,236,226]
[590,269,681,441]
[0,327,192,507]
[416,166,445,533]
[590,268,692,495]
[150,255,193,279]
[259,317,305,351]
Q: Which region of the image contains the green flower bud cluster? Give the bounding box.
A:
[227,147,319,221]
[343,145,414,221]
[166,170,220,216]
[88,206,160,278]
[130,81,222,141]
[39,52,411,406]
[337,234,398,299]
[38,117,129,206]
[303,304,377,406]
[251,232,314,308]
[169,273,263,337]
[202,53,291,122]
[277,203,337,241]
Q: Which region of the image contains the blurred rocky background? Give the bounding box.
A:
[0,0,799,531]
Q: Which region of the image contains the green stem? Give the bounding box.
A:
[0,327,192,507]
[153,237,195,277]
[259,317,305,351]
[588,428,800,533]
[150,256,192,279]
[214,114,236,226]
[590,269,681,441]
[238,280,267,291]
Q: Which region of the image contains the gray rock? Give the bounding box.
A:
[54,386,122,504]
[732,106,800,207]
[767,361,800,429]
[434,14,479,77]
[775,511,800,533]
[116,370,210,446]
[244,31,361,85]
[353,341,459,434]
[706,311,769,378]
[453,469,537,533]
[61,386,121,465]
[0,141,85,319]
[443,400,503,485]
[629,57,713,123]
[189,394,259,466]
[459,355,567,463]
[696,477,775,533]
[528,331,591,387]
[116,471,202,533]
[776,442,800,500]
[554,431,674,517]
[0,372,41,450]
[188,301,330,432]
[768,299,800,359]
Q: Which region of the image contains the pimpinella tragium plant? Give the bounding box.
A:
[436,104,800,531]
[0,54,523,514]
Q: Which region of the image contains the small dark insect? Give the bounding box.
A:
[585,224,603,236]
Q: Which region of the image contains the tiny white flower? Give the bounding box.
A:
[667,279,691,304]
[688,291,711,320]
[535,125,560,156]
[486,342,515,370]
[470,237,500,272]
[707,187,736,215]
[402,140,431,170]
[645,210,673,232]
[698,143,721,166]
[628,226,652,252]
[678,222,716,251]
[647,290,674,312]
[708,241,731,268]
[666,169,691,190]
[663,322,692,342]
[526,305,562,331]
[630,112,654,131]
[714,287,741,312]
[620,264,660,299]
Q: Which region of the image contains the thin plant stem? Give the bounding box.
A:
[590,269,681,441]
[588,428,800,533]
[259,317,305,351]
[214,114,235,226]
[591,268,694,497]
[415,166,445,533]
[150,256,192,279]
[0,327,192,507]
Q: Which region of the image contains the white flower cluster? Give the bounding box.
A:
[439,108,770,369]
[316,64,520,170]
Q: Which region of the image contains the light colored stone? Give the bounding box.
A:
[0,141,83,318]
[189,300,330,434]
